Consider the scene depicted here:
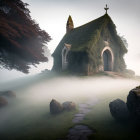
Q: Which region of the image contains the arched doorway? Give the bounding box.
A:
[103,49,112,71]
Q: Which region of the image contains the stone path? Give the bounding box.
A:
[67,125,93,140]
[58,98,98,140]
[73,98,98,124]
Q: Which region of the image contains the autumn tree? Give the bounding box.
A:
[0,0,51,73]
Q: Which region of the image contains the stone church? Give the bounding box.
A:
[52,6,127,75]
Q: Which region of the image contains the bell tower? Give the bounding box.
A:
[66,15,74,33]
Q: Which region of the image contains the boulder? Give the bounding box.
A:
[109,99,130,121]
[0,96,8,107]
[0,90,16,98]
[50,99,63,114]
[62,101,76,111]
[127,86,140,120]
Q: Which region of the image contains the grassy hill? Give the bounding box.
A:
[0,73,140,140]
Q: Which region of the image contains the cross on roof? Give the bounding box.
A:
[104,4,109,14]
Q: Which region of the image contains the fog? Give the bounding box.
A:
[0,75,139,132]
[17,76,139,102]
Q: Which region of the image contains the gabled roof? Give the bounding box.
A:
[53,14,127,56]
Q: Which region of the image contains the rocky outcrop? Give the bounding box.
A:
[0,96,8,107]
[127,86,140,120]
[109,99,130,121]
[50,99,63,114]
[109,86,140,124]
[50,99,76,114]
[62,101,76,111]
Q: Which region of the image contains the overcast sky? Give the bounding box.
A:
[0,0,140,82]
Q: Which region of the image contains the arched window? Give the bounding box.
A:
[62,45,71,70]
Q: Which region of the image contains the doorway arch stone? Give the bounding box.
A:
[101,47,114,71]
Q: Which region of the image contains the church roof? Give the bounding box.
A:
[53,14,127,56]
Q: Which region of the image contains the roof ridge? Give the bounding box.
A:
[72,14,110,31]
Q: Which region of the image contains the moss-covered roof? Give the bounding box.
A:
[53,14,127,56]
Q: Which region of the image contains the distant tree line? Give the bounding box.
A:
[0,0,51,73]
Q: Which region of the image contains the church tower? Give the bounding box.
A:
[66,15,74,33]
